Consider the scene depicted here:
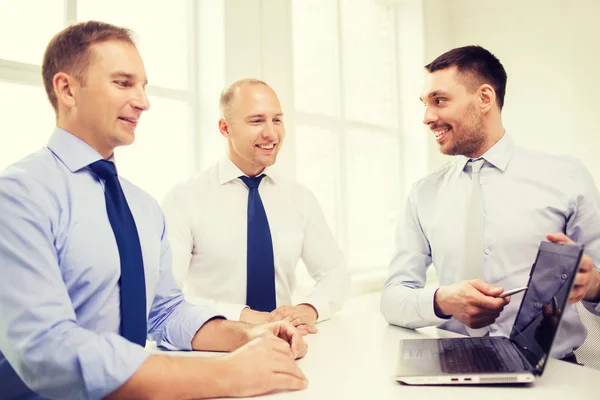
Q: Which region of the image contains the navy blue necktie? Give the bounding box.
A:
[89,160,147,346]
[239,174,276,312]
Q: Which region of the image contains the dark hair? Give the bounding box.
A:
[42,21,134,112]
[425,45,507,109]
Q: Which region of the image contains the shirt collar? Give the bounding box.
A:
[455,133,515,176]
[46,127,116,173]
[217,156,277,186]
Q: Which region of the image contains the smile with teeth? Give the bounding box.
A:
[434,127,450,139]
[257,143,276,150]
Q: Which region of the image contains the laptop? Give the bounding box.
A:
[395,241,583,385]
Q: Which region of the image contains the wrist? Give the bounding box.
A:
[434,287,452,318]
[191,318,249,352]
[298,303,319,320]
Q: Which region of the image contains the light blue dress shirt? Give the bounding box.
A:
[381,134,600,359]
[0,128,220,400]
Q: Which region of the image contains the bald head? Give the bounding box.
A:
[219,78,272,121]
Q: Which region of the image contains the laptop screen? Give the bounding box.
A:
[509,241,583,374]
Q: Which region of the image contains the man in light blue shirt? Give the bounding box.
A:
[0,21,307,399]
[381,45,600,362]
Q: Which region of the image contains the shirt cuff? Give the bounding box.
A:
[299,296,330,322]
[78,333,149,400]
[158,301,223,351]
[418,286,452,325]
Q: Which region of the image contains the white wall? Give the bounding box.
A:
[421,0,600,181]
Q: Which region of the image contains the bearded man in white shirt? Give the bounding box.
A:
[162,79,350,334]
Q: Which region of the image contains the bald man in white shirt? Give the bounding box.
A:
[162,79,350,333]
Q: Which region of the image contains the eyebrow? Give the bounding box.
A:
[110,71,148,86]
[245,113,284,120]
[419,90,449,102]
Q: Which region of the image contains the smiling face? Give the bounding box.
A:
[219,82,285,176]
[59,39,150,158]
[420,67,486,157]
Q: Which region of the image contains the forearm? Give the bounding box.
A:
[301,264,350,321]
[381,282,445,329]
[106,354,230,400]
[191,318,250,352]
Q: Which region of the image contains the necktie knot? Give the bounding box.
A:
[89,160,118,180]
[239,174,266,190]
[469,158,485,175]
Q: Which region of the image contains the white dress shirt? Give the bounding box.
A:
[162,157,350,321]
[381,134,600,359]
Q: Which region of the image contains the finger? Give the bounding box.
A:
[300,324,318,334]
[572,272,591,289]
[568,288,584,304]
[285,329,308,358]
[267,335,296,358]
[269,312,285,322]
[545,232,573,244]
[473,294,506,310]
[273,321,301,345]
[470,280,503,297]
[289,316,306,327]
[283,314,295,324]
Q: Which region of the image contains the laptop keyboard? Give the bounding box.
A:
[439,338,522,373]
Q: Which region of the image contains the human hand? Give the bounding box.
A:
[268,304,318,334]
[217,332,308,397]
[434,279,509,328]
[246,321,308,359]
[546,233,600,303]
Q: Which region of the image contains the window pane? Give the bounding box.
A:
[291,0,338,116]
[78,0,188,90]
[0,0,64,65]
[116,97,191,201]
[295,125,338,233]
[345,128,400,270]
[0,83,55,171]
[340,0,398,127]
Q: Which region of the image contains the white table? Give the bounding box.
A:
[148,293,598,399]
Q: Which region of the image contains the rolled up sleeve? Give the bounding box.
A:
[0,175,149,400]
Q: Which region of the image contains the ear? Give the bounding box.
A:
[218,118,230,138]
[478,84,496,114]
[53,72,78,110]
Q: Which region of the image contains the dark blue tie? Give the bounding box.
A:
[239,174,276,312]
[89,160,147,346]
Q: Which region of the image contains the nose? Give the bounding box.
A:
[262,121,276,140]
[423,106,437,126]
[131,87,150,112]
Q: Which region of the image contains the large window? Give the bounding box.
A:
[291,0,401,274]
[0,0,225,202]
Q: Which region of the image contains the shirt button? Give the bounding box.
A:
[479,180,484,185]
[491,324,499,331]
[561,274,568,279]
[484,249,490,255]
[534,302,542,309]
[483,213,487,218]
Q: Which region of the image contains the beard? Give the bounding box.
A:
[438,103,485,156]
